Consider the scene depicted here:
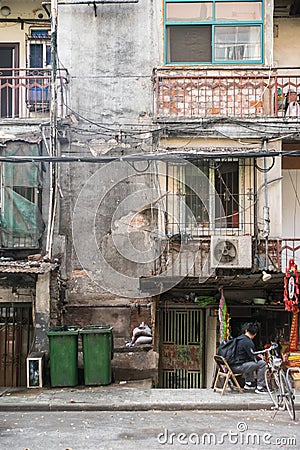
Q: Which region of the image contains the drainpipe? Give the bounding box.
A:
[46,0,58,257]
[253,157,258,259]
[262,139,270,269]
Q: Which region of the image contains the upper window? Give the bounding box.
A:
[27,29,51,68]
[165,1,263,64]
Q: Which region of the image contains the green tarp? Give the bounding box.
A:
[0,142,44,248]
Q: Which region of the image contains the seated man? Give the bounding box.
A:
[231,323,268,394]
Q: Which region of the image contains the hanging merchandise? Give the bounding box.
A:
[218,289,231,343]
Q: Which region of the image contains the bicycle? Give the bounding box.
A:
[253,343,299,421]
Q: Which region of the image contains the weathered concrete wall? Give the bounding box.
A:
[282,168,300,237]
[274,18,300,67]
[205,313,217,388]
[58,155,164,298]
[54,2,289,384]
[34,272,50,352]
[256,140,282,238]
[63,292,158,381]
[58,1,161,124]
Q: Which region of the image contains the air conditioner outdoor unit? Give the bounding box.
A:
[210,235,252,269]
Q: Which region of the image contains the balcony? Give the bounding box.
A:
[0,68,68,120]
[153,67,300,121]
[148,237,288,285]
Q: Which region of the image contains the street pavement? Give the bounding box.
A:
[0,380,300,412]
[1,410,299,450]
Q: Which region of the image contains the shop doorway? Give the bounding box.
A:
[158,306,204,388]
[229,306,292,352]
[0,303,33,386]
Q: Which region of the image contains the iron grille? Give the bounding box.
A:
[0,304,33,386]
[159,307,204,388]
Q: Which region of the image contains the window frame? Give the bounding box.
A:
[165,159,245,236]
[27,28,51,69]
[183,159,242,232]
[164,0,264,65]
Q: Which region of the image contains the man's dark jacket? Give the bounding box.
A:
[233,334,256,364]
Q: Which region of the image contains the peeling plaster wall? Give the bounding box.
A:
[28,270,61,354]
[34,272,51,352]
[58,1,161,124]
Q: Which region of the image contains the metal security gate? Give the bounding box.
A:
[159,306,204,388]
[0,304,33,386]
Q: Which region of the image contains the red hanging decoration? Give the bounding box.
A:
[283,259,299,312]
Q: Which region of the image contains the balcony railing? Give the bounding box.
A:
[0,68,68,119]
[153,237,297,278]
[153,67,300,120]
[281,239,300,272]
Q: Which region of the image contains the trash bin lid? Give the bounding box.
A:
[80,325,112,334]
[46,326,79,336]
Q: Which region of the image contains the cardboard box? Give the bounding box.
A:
[291,371,300,390]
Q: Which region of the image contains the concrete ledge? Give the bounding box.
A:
[0,401,297,412]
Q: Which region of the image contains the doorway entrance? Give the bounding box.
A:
[158,306,204,388]
[0,303,34,386]
[0,44,19,117]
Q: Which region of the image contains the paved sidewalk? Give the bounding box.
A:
[0,380,299,412]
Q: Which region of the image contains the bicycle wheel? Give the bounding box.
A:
[280,371,296,420]
[265,367,280,408]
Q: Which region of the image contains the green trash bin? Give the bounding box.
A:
[46,326,79,387]
[80,325,113,386]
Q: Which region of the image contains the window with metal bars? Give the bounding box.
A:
[164,158,254,236]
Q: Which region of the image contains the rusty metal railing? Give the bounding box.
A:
[280,238,300,272]
[0,68,68,119]
[153,67,300,119]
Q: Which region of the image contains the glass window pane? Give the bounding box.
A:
[167,3,213,22]
[215,2,262,21]
[214,26,261,61]
[167,26,212,63]
[215,162,239,228]
[46,45,51,66]
[29,44,43,67]
[185,161,210,227]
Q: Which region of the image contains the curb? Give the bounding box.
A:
[0,401,294,412]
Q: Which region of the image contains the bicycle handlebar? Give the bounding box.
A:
[251,343,278,355]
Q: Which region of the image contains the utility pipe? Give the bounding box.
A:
[46,0,58,258]
[263,139,270,269]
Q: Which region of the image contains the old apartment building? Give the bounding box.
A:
[0,0,299,387]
